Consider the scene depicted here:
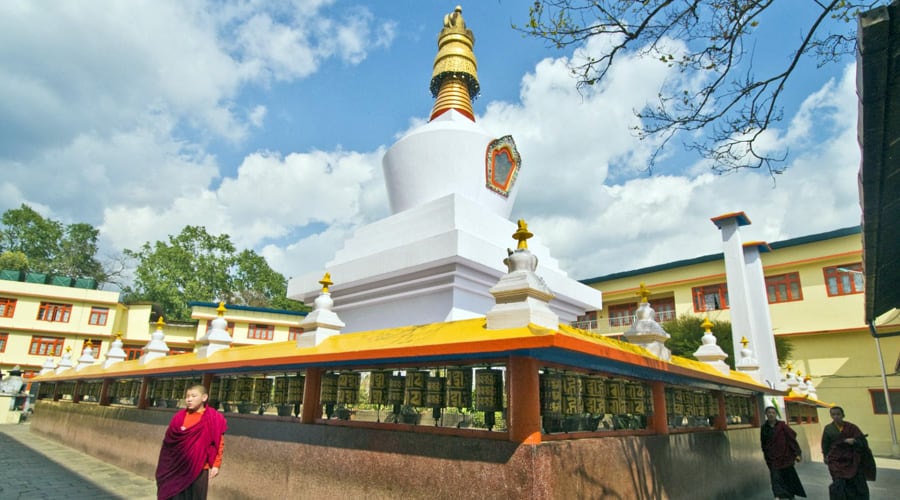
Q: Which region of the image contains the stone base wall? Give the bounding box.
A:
[31,401,823,499]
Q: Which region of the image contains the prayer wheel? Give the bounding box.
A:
[405,371,428,407]
[474,369,503,412]
[337,372,361,405]
[445,367,472,409]
[319,373,339,405]
[369,370,391,405]
[583,375,607,415]
[425,375,446,408]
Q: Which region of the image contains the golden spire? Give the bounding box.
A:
[740,336,749,348]
[635,282,651,303]
[319,272,333,293]
[512,219,533,250]
[429,5,480,121]
[156,316,165,329]
[216,301,227,317]
[701,316,714,332]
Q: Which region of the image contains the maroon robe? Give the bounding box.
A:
[156,407,227,500]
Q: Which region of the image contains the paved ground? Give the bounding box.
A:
[2,421,900,499]
[0,423,155,500]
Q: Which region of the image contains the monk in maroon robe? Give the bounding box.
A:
[761,406,806,499]
[822,406,876,500]
[156,384,227,500]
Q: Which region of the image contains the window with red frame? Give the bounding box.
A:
[823,263,864,296]
[29,336,65,356]
[0,333,8,352]
[88,307,109,326]
[608,303,638,328]
[288,327,303,340]
[692,284,729,312]
[205,319,235,335]
[765,272,803,303]
[123,345,143,361]
[247,323,274,340]
[653,297,676,322]
[81,340,102,357]
[0,298,16,318]
[37,302,72,322]
[870,388,900,414]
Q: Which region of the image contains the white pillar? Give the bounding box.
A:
[711,213,753,373]
[742,242,781,389]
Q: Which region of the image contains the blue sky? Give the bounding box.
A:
[0,1,863,287]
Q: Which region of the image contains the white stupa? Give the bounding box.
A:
[288,6,601,332]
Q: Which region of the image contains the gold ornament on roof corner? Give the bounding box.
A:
[635,282,651,303]
[513,219,533,250]
[319,272,333,293]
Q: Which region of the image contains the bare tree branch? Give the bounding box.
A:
[517,0,884,175]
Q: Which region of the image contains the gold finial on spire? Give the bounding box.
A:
[740,336,749,348]
[319,272,333,293]
[512,219,533,250]
[115,331,123,341]
[786,362,793,371]
[635,282,651,303]
[701,316,714,332]
[65,346,72,353]
[85,340,93,348]
[217,301,227,317]
[429,5,480,121]
[156,317,165,329]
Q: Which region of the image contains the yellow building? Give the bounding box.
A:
[578,225,900,455]
[0,274,306,378]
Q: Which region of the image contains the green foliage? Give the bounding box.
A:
[0,251,29,271]
[0,204,106,282]
[662,314,793,369]
[122,225,303,321]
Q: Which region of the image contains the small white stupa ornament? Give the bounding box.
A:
[735,336,761,383]
[103,332,127,368]
[196,302,234,358]
[39,357,56,375]
[693,316,730,375]
[75,340,97,371]
[486,220,558,330]
[296,273,345,347]
[622,283,672,361]
[56,346,74,373]
[140,317,170,364]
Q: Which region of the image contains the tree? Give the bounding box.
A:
[123,225,307,321]
[0,204,108,283]
[518,1,882,174]
[662,314,793,369]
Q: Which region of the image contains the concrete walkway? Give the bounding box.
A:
[0,423,155,500]
[2,421,900,499]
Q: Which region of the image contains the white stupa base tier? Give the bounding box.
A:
[288,193,602,333]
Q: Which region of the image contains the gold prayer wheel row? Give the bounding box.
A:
[273,376,305,405]
[323,368,497,410]
[540,373,652,416]
[724,394,752,418]
[665,388,717,418]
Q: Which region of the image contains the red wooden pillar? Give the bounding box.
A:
[73,380,82,403]
[137,376,150,409]
[649,381,668,435]
[301,367,323,424]
[750,395,761,427]
[99,379,111,406]
[507,356,541,444]
[713,391,727,430]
